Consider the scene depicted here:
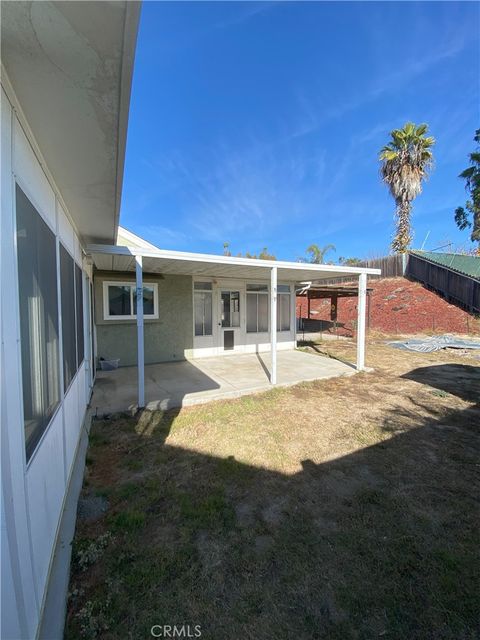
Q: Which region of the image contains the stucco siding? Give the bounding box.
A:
[94,272,193,366]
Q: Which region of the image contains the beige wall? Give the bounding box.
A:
[94,271,193,366]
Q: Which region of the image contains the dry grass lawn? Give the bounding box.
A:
[66,338,480,639]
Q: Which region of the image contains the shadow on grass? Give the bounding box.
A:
[67,365,480,640]
[297,340,357,370]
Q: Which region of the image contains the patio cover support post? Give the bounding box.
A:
[270,266,277,384]
[356,272,367,371]
[136,255,145,408]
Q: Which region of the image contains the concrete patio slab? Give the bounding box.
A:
[91,349,355,415]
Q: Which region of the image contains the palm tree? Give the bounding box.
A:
[379,122,435,253]
[454,128,480,245]
[306,243,336,264]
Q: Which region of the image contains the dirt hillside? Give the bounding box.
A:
[297,277,480,336]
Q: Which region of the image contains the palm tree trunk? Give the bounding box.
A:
[391,198,412,253]
[471,208,480,244]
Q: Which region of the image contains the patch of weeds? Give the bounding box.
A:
[429,389,450,398]
[94,488,111,499]
[179,490,235,531]
[124,458,142,471]
[89,431,110,447]
[116,482,138,501]
[74,583,114,640]
[154,449,169,464]
[75,600,106,638]
[73,532,113,573]
[216,455,248,483]
[85,455,94,467]
[109,509,145,533]
[356,488,387,507]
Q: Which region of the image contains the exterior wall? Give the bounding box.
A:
[192,277,296,358]
[93,274,297,364]
[1,79,94,638]
[94,272,194,366]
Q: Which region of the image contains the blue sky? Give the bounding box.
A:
[121,1,479,261]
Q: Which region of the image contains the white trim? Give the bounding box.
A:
[87,243,382,277]
[117,225,159,251]
[193,285,214,338]
[270,267,277,384]
[136,257,145,408]
[216,280,246,353]
[356,272,367,371]
[102,280,159,321]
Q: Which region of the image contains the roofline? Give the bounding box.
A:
[86,243,382,276]
[113,1,142,244]
[117,225,159,251]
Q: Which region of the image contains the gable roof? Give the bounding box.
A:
[117,226,159,251]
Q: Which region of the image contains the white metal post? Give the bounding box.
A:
[356,272,367,371]
[270,266,277,384]
[136,255,145,408]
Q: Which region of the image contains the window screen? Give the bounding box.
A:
[75,263,84,367]
[16,184,60,459]
[60,244,76,390]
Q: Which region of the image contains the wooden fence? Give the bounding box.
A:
[320,254,405,285]
[405,253,480,314]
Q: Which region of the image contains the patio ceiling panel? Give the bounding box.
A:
[88,244,381,282]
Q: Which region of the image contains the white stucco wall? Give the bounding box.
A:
[1,79,93,639]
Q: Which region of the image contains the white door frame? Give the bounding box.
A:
[214,279,246,354]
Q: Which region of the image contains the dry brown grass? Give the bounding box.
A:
[66,339,480,639]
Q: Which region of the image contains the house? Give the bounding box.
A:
[88,236,379,413]
[1,3,379,638]
[1,3,140,638]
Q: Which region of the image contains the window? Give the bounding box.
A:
[247,284,269,333]
[60,244,76,390]
[103,282,158,320]
[16,184,60,459]
[277,284,291,332]
[194,282,212,336]
[75,263,84,367]
[221,291,240,327]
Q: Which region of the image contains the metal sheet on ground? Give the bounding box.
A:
[388,334,480,353]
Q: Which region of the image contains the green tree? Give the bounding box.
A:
[339,256,363,266]
[258,247,276,260]
[454,129,480,245]
[226,245,276,260]
[306,243,336,264]
[379,122,435,253]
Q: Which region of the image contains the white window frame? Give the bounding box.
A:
[102,281,159,321]
[193,282,213,337]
